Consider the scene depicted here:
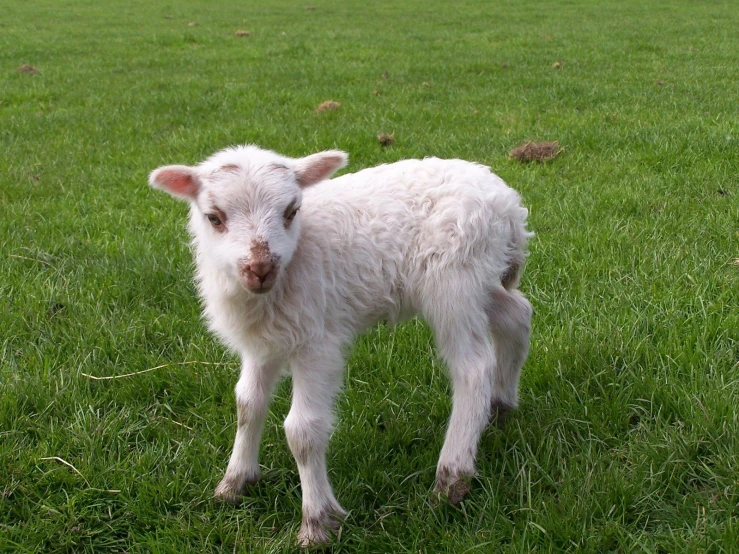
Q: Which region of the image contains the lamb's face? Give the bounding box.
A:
[149,146,348,295]
[191,162,302,294]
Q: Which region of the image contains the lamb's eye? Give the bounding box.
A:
[284,207,299,224]
[207,214,223,227]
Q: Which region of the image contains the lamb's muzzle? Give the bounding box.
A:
[238,257,277,293]
[147,144,533,547]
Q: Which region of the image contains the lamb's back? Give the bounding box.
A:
[294,158,525,328]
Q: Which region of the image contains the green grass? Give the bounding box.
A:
[1,0,738,551]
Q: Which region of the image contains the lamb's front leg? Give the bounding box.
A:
[214,356,283,504]
[284,345,347,547]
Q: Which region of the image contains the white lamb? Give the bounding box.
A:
[149,145,533,546]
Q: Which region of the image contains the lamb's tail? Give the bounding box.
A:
[501,205,534,290]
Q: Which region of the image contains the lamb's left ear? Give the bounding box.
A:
[293,150,348,188]
[149,165,202,201]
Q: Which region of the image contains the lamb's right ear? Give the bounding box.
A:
[149,165,201,201]
[293,150,349,188]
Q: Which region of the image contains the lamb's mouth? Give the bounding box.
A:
[246,283,274,294]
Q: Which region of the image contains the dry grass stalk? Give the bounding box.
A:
[39,456,121,493]
[80,360,229,380]
[39,457,90,486]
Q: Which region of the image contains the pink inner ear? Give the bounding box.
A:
[295,154,346,187]
[156,168,199,198]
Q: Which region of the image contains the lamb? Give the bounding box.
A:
[148,145,533,546]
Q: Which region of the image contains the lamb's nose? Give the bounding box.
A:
[247,260,274,282]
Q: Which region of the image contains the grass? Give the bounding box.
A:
[1,0,738,551]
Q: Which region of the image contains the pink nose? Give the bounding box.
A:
[244,259,274,282]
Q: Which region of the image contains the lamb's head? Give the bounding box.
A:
[149,145,348,294]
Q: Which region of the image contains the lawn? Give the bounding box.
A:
[1,0,738,552]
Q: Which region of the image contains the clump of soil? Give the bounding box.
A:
[509,141,563,162]
[17,64,38,74]
[377,132,395,146]
[316,100,341,113]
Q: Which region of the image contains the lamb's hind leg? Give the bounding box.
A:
[486,287,532,426]
[429,303,495,504]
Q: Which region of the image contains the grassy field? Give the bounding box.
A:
[2,0,738,551]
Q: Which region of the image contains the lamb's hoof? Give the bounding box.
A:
[489,399,516,428]
[297,506,347,547]
[434,467,473,505]
[214,479,243,505]
[214,472,259,505]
